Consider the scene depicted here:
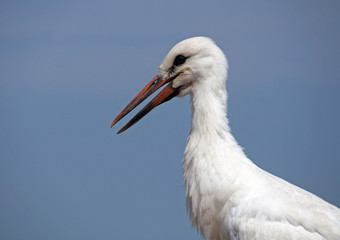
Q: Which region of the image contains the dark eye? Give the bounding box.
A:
[173,55,187,66]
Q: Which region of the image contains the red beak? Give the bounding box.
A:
[111,75,180,134]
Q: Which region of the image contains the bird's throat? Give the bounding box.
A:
[182,84,250,238]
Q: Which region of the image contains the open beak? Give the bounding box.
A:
[111,75,180,134]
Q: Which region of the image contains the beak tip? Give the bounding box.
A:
[111,118,119,128]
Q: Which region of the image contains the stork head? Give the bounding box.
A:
[111,37,228,133]
[159,37,227,96]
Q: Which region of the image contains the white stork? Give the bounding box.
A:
[111,37,340,240]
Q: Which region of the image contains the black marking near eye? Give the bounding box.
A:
[173,55,187,66]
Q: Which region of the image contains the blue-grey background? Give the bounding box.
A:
[1,1,339,239]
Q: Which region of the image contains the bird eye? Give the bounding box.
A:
[173,55,187,66]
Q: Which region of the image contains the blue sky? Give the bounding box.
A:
[1,1,340,239]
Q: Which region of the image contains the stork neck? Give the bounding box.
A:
[189,83,230,140]
[183,80,251,236]
[186,80,248,163]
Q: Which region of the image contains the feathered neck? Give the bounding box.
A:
[187,75,240,149]
[182,75,253,238]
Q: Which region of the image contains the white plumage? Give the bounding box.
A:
[112,37,340,240]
